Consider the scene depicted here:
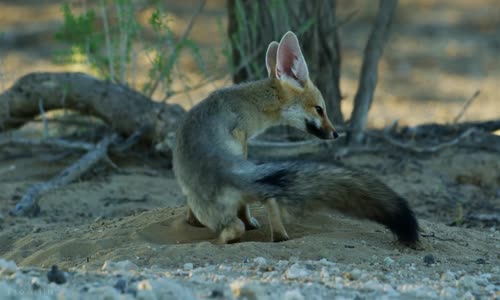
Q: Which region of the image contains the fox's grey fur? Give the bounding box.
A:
[173,31,419,245]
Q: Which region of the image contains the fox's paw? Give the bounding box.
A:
[243,217,261,231]
[271,232,290,243]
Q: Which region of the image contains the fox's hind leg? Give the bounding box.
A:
[266,198,289,242]
[237,204,260,230]
[186,207,205,227]
[215,218,245,244]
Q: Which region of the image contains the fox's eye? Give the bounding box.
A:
[315,106,324,116]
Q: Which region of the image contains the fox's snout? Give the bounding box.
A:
[305,119,339,140]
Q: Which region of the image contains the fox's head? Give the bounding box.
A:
[266,31,339,140]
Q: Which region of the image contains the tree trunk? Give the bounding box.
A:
[349,0,398,144]
[227,0,344,127]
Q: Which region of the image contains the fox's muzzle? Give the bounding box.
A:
[305,119,339,140]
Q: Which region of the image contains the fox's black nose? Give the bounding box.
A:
[333,131,339,139]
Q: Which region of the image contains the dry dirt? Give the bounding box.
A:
[0,146,499,271]
[0,0,499,299]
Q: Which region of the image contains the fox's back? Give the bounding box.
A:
[173,80,276,200]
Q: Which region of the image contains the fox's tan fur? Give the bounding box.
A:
[173,31,419,245]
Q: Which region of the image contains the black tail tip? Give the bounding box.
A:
[386,197,420,245]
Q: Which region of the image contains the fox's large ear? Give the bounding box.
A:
[276,31,309,89]
[265,41,279,78]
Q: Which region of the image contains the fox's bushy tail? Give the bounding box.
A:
[233,160,419,244]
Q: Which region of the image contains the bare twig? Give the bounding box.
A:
[38,98,49,138]
[349,0,398,144]
[380,128,476,154]
[453,89,481,124]
[110,125,147,152]
[9,134,119,217]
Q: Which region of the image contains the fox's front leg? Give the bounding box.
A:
[237,204,260,230]
[265,198,289,242]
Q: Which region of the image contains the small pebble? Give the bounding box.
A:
[318,258,335,266]
[209,288,224,298]
[87,286,122,299]
[285,263,309,280]
[423,254,436,265]
[277,260,289,268]
[31,277,41,290]
[283,289,305,300]
[113,278,127,293]
[384,257,395,267]
[102,260,138,273]
[350,268,363,280]
[440,271,456,282]
[230,280,266,300]
[184,263,194,271]
[458,275,477,289]
[0,258,17,275]
[253,257,267,267]
[47,265,67,284]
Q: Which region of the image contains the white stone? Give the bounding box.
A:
[231,280,267,300]
[101,260,138,273]
[0,258,17,276]
[350,268,363,280]
[151,278,196,300]
[440,287,457,298]
[253,257,267,267]
[440,271,456,282]
[87,286,124,300]
[457,275,477,289]
[318,258,335,266]
[285,264,309,280]
[383,257,395,267]
[283,289,305,300]
[136,278,196,300]
[277,260,289,268]
[183,263,194,271]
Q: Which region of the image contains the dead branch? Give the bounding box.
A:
[0,136,94,151]
[453,89,481,124]
[9,134,119,217]
[380,128,476,154]
[349,0,398,144]
[0,72,185,155]
[399,120,500,138]
[248,122,492,159]
[466,213,500,223]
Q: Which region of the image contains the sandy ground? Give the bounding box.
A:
[0,0,499,299]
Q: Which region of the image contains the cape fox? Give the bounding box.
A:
[173,31,419,245]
